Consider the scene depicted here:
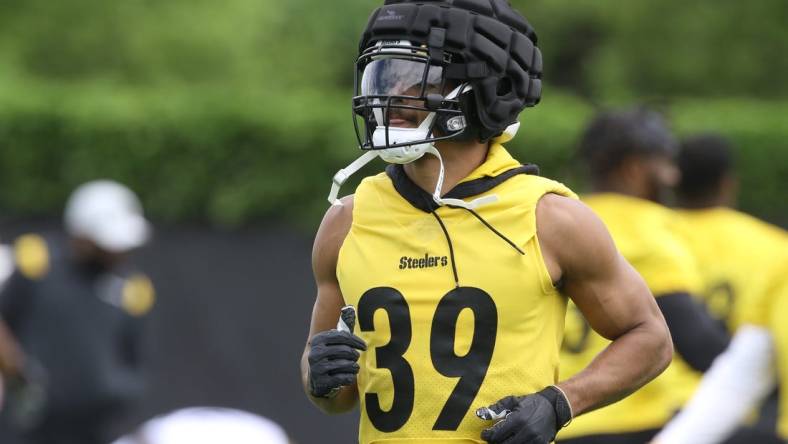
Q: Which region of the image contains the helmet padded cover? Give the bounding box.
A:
[360,0,542,137]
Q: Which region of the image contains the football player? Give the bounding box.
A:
[652,135,788,444]
[300,2,673,443]
[0,180,154,444]
[673,135,787,335]
[557,109,734,444]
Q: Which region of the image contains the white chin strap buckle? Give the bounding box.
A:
[327,151,379,206]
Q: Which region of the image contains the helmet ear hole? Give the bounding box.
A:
[496,77,513,96]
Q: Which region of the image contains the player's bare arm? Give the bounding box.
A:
[0,272,31,380]
[0,319,24,378]
[300,196,364,414]
[539,194,673,416]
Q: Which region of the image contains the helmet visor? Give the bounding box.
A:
[361,58,444,97]
[353,49,464,150]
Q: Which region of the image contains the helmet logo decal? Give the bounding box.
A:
[378,9,404,21]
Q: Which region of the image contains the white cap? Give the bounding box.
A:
[64,180,151,253]
[112,408,290,444]
[0,245,13,291]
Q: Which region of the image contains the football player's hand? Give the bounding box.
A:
[307,329,366,398]
[4,359,48,430]
[478,386,573,444]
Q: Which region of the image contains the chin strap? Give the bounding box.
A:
[328,151,379,206]
[327,146,499,210]
[425,145,498,210]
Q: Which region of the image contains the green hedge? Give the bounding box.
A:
[0,82,785,229]
[0,0,785,229]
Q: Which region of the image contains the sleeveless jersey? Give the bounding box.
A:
[558,193,704,439]
[337,144,577,444]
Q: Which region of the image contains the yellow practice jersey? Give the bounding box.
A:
[558,193,703,439]
[337,144,577,444]
[675,207,788,332]
[770,279,788,438]
[677,208,788,437]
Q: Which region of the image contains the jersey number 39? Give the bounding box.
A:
[357,286,497,432]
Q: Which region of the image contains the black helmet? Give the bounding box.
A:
[353,0,542,151]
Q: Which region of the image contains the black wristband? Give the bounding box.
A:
[536,386,573,430]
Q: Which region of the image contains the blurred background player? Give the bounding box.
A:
[303,2,673,443]
[0,180,155,444]
[652,135,788,443]
[557,108,734,444]
[0,237,23,407]
[673,135,787,337]
[111,407,290,444]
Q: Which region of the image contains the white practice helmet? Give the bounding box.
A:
[64,180,151,253]
[112,407,290,444]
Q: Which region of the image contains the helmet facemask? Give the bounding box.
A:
[328,40,499,209]
[352,40,475,164]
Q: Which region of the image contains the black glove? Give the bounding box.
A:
[478,386,572,444]
[307,329,366,398]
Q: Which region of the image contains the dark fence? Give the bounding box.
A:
[0,219,358,444]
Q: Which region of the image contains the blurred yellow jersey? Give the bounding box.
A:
[675,207,788,332]
[678,208,788,437]
[770,279,788,438]
[337,144,576,443]
[558,193,703,439]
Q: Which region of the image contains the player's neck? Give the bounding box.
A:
[594,181,654,203]
[594,181,638,197]
[403,141,489,197]
[677,195,731,210]
[677,180,738,210]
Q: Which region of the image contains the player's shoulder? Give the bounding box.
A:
[536,194,610,251]
[536,192,587,225]
[314,196,355,277]
[726,209,786,241]
[320,195,355,233]
[536,194,620,279]
[589,194,680,245]
[646,206,696,258]
[538,192,607,229]
[12,233,53,281]
[692,208,787,251]
[509,173,578,201]
[629,196,676,226]
[120,272,156,317]
[585,192,664,217]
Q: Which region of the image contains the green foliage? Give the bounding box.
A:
[0,83,784,228]
[0,83,357,227]
[519,0,788,100]
[0,0,785,229]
